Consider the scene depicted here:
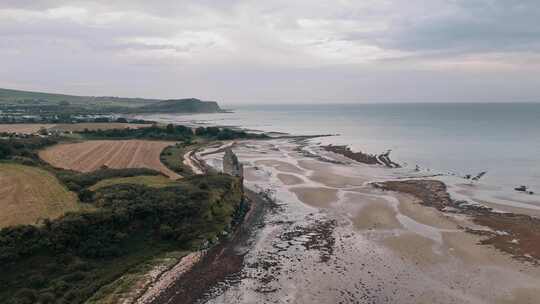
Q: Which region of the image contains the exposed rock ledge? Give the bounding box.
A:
[322,145,401,168]
[374,179,540,264]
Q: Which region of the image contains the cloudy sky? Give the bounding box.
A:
[1,0,539,104]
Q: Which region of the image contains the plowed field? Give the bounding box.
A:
[39,140,180,179]
[0,124,55,134]
[51,123,150,132]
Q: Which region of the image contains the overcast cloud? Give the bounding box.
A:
[1,0,539,104]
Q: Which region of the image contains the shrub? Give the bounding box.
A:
[14,288,37,304]
[28,274,46,289]
[0,175,243,303]
[38,292,56,304]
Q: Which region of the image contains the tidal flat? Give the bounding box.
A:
[196,139,540,304]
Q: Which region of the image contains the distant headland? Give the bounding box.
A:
[0,87,223,114]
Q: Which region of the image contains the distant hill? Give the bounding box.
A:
[0,88,158,108]
[0,88,222,113]
[136,98,222,113]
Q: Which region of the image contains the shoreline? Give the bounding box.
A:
[319,139,540,264]
[135,111,540,203]
[143,188,271,304]
[317,142,540,265]
[130,117,540,303]
[374,179,540,264]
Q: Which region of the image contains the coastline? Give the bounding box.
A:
[306,141,540,264]
[137,105,540,204]
[226,139,540,303]
[127,114,540,304]
[374,179,540,264]
[139,188,270,304]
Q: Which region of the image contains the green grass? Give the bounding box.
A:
[0,88,158,107]
[160,143,195,177]
[89,175,177,191]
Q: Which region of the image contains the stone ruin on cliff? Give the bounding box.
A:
[223,147,243,178]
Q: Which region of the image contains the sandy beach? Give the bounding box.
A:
[190,138,540,304]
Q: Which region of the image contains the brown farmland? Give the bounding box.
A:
[50,122,151,132]
[39,140,181,179]
[0,123,55,134]
[0,123,151,134]
[0,163,80,227]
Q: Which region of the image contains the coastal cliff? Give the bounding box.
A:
[135,98,223,113]
[0,88,224,115]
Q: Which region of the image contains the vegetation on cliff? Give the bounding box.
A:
[79,124,268,141]
[0,88,223,115]
[0,174,243,304]
[0,130,247,304]
[136,98,222,113]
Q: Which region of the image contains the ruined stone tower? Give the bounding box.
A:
[223,147,243,178]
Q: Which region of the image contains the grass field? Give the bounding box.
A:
[39,140,181,179]
[160,143,194,177]
[89,175,177,191]
[0,163,81,227]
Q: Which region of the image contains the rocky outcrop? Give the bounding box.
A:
[322,145,401,168]
[374,179,540,264]
[373,180,453,210]
[515,185,534,195]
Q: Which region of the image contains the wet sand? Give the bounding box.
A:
[352,199,401,230]
[167,138,540,304]
[290,186,339,208]
[254,159,305,174]
[378,179,540,263]
[276,173,304,185]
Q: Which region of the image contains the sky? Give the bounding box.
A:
[1,0,539,104]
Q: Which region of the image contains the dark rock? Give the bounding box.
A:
[515,185,528,192]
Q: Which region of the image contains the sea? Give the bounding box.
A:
[141,102,540,209]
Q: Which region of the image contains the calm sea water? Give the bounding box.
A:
[144,103,540,197]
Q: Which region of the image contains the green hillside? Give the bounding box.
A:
[0,88,223,114]
[137,98,222,113]
[0,88,158,108]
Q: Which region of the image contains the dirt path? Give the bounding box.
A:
[183,150,205,175]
